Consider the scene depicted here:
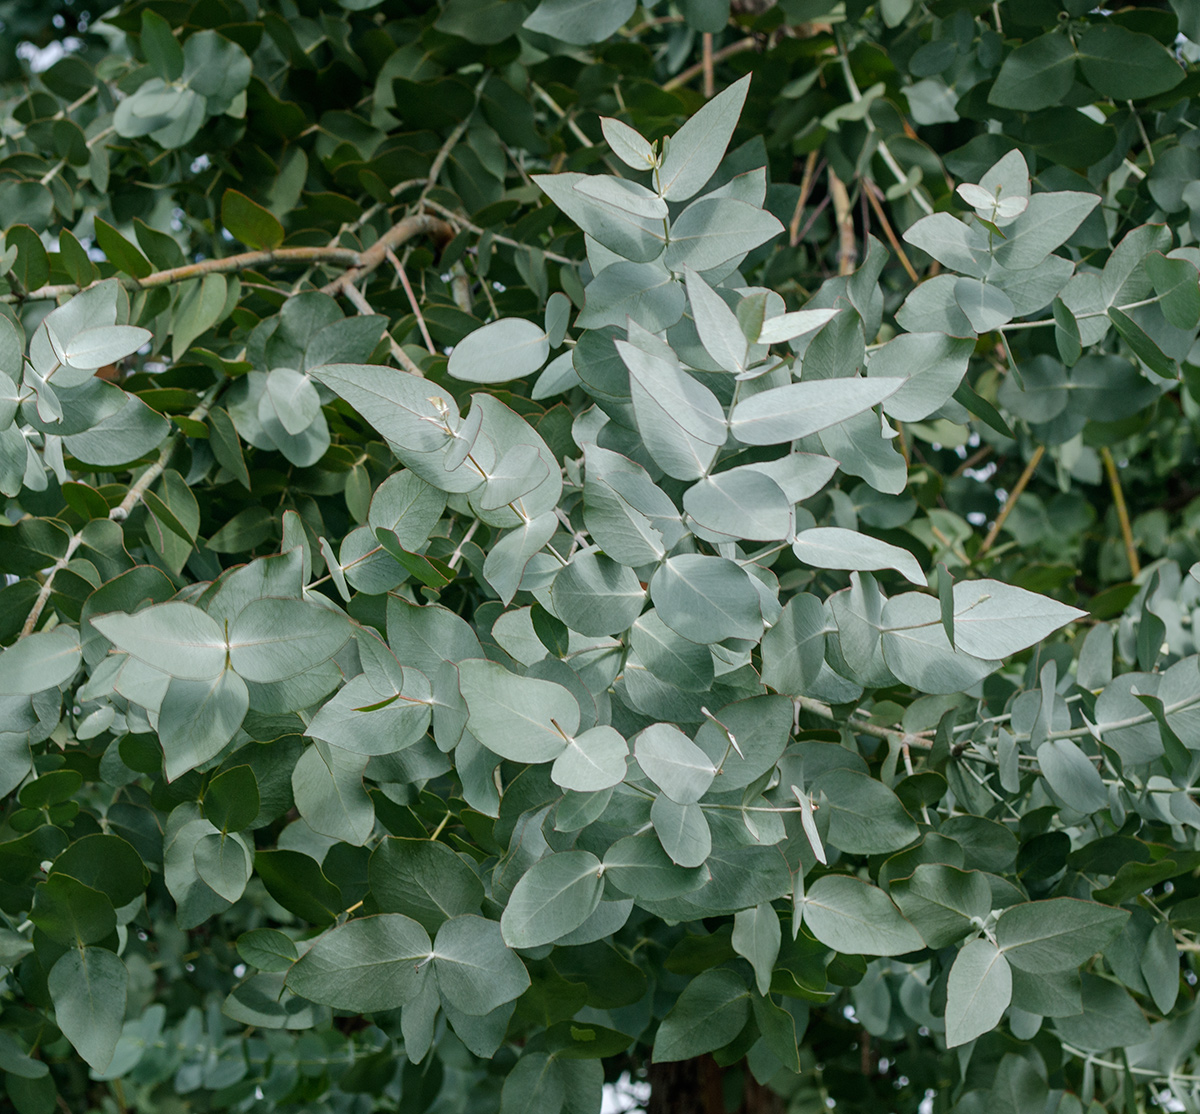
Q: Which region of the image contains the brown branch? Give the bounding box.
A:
[320,214,453,298]
[5,246,361,304]
[863,178,919,283]
[702,32,715,98]
[387,248,436,354]
[662,37,757,91]
[977,444,1045,558]
[1102,445,1141,577]
[828,168,857,276]
[788,151,821,247]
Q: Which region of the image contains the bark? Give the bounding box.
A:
[646,1058,784,1114]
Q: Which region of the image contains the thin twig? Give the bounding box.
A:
[19,532,82,638]
[662,38,757,91]
[702,32,715,99]
[340,285,425,377]
[531,82,594,148]
[828,168,857,275]
[1102,446,1141,577]
[836,31,934,216]
[977,444,1045,558]
[789,152,822,247]
[387,248,436,354]
[420,199,578,266]
[795,696,932,750]
[863,179,919,282]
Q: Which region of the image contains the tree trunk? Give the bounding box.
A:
[646,1059,784,1114]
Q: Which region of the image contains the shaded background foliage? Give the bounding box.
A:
[2,1,1200,1113]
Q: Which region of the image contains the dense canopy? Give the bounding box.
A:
[2,1,1200,1113]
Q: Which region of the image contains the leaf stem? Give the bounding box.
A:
[1101,446,1140,577]
[18,531,82,639]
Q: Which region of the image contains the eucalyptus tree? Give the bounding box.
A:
[2,2,1200,1114]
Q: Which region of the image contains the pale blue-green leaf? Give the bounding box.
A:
[228,597,350,683]
[158,670,249,781]
[501,850,605,948]
[62,325,150,371]
[49,947,127,1072]
[631,610,714,692]
[0,627,80,694]
[482,511,558,604]
[602,832,709,901]
[193,831,253,903]
[600,116,655,170]
[652,968,750,1062]
[729,378,903,445]
[761,594,827,696]
[448,318,549,384]
[684,469,792,542]
[575,175,667,219]
[880,592,998,695]
[868,332,974,422]
[292,740,374,846]
[262,367,321,436]
[810,767,919,854]
[619,339,725,480]
[576,261,684,333]
[801,875,924,956]
[1036,738,1108,813]
[954,278,1015,333]
[92,601,226,680]
[635,722,716,803]
[902,213,989,278]
[978,150,1030,214]
[551,549,645,636]
[551,725,628,792]
[992,191,1100,271]
[890,864,992,949]
[657,75,750,202]
[945,939,1012,1047]
[458,657,578,762]
[651,795,711,867]
[793,527,925,586]
[534,173,666,263]
[309,362,453,453]
[663,199,783,273]
[306,671,432,756]
[522,0,636,44]
[758,307,839,344]
[287,913,431,1011]
[732,902,781,996]
[434,914,531,1012]
[684,266,747,373]
[951,580,1086,659]
[649,555,762,644]
[478,443,550,511]
[996,898,1129,973]
[532,350,580,400]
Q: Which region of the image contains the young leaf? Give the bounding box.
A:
[656,75,751,202]
[945,939,1012,1048]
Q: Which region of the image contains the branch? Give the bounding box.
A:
[662,38,757,92]
[1102,445,1141,577]
[319,214,454,298]
[977,444,1044,559]
[19,531,82,639]
[795,696,932,750]
[109,392,219,523]
[828,168,857,276]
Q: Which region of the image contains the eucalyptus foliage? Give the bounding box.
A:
[3,2,1200,1113]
